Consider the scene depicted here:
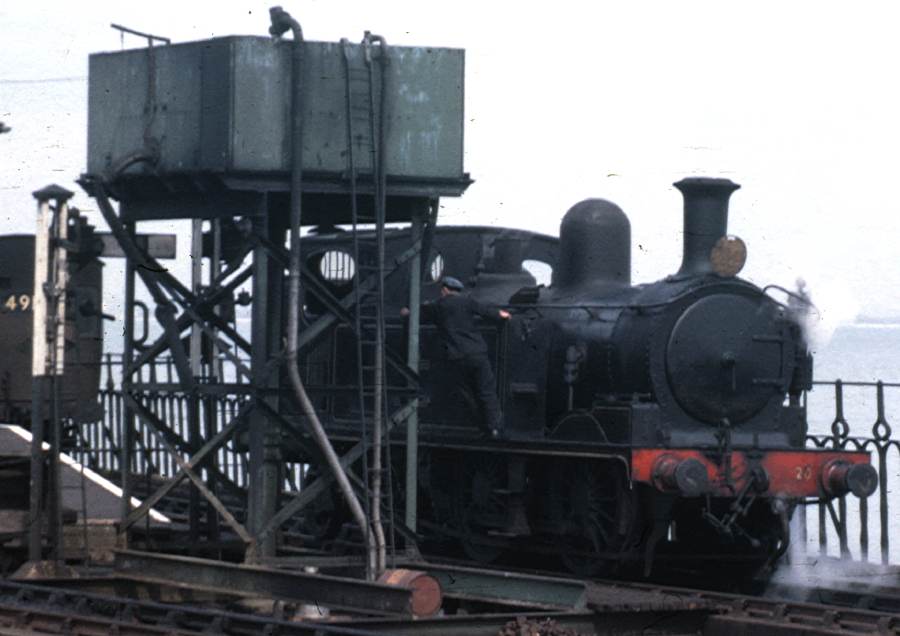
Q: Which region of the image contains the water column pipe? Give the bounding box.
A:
[365,30,390,577]
[268,6,376,580]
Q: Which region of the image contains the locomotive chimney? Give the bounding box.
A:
[674,177,740,277]
[489,237,525,274]
[553,199,631,290]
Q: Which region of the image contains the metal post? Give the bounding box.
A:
[27,375,46,562]
[28,197,51,562]
[50,204,68,377]
[264,216,284,532]
[190,220,203,373]
[207,219,222,543]
[210,220,222,381]
[47,196,69,562]
[29,184,74,564]
[120,221,137,537]
[248,200,281,558]
[188,218,203,544]
[404,214,423,536]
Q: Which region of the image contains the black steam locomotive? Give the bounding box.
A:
[297,177,877,576]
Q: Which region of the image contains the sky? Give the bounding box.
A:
[3,0,900,338]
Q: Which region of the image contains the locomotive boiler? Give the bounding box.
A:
[299,176,877,577]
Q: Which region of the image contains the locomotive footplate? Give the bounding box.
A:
[631,447,878,499]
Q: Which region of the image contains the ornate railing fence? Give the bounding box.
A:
[68,359,900,564]
[801,379,900,564]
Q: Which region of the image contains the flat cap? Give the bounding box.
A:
[441,276,464,291]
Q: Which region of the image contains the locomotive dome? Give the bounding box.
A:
[553,198,631,290]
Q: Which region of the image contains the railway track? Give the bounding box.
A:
[4,573,900,636]
[0,602,194,636]
[0,580,380,636]
[6,552,900,635]
[392,558,900,635]
[610,580,900,635]
[762,579,900,614]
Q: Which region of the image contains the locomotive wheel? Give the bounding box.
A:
[557,459,635,576]
[454,455,506,563]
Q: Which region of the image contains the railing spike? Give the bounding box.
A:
[872,381,892,441]
[830,379,850,441]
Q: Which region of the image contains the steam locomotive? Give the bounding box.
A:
[297,177,878,576]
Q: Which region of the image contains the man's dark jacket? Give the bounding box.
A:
[421,293,502,360]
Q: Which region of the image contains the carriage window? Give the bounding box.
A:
[318,250,356,283]
[522,259,552,286]
[427,253,445,282]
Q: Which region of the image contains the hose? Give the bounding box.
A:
[269,5,376,579]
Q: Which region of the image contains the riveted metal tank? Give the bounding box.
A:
[87,37,466,192]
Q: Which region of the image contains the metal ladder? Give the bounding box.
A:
[342,33,395,571]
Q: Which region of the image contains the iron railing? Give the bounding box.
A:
[68,364,900,564]
[801,379,900,564]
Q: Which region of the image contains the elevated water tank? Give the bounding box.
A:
[87,37,467,203]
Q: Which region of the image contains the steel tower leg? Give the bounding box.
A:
[248,201,283,558]
[404,213,423,537]
[120,221,136,541]
[188,219,203,545]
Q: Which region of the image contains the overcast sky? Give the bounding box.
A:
[3,1,900,336]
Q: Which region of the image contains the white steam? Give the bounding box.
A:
[787,275,860,354]
[770,550,897,594]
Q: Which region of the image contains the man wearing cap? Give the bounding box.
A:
[403,276,511,437]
